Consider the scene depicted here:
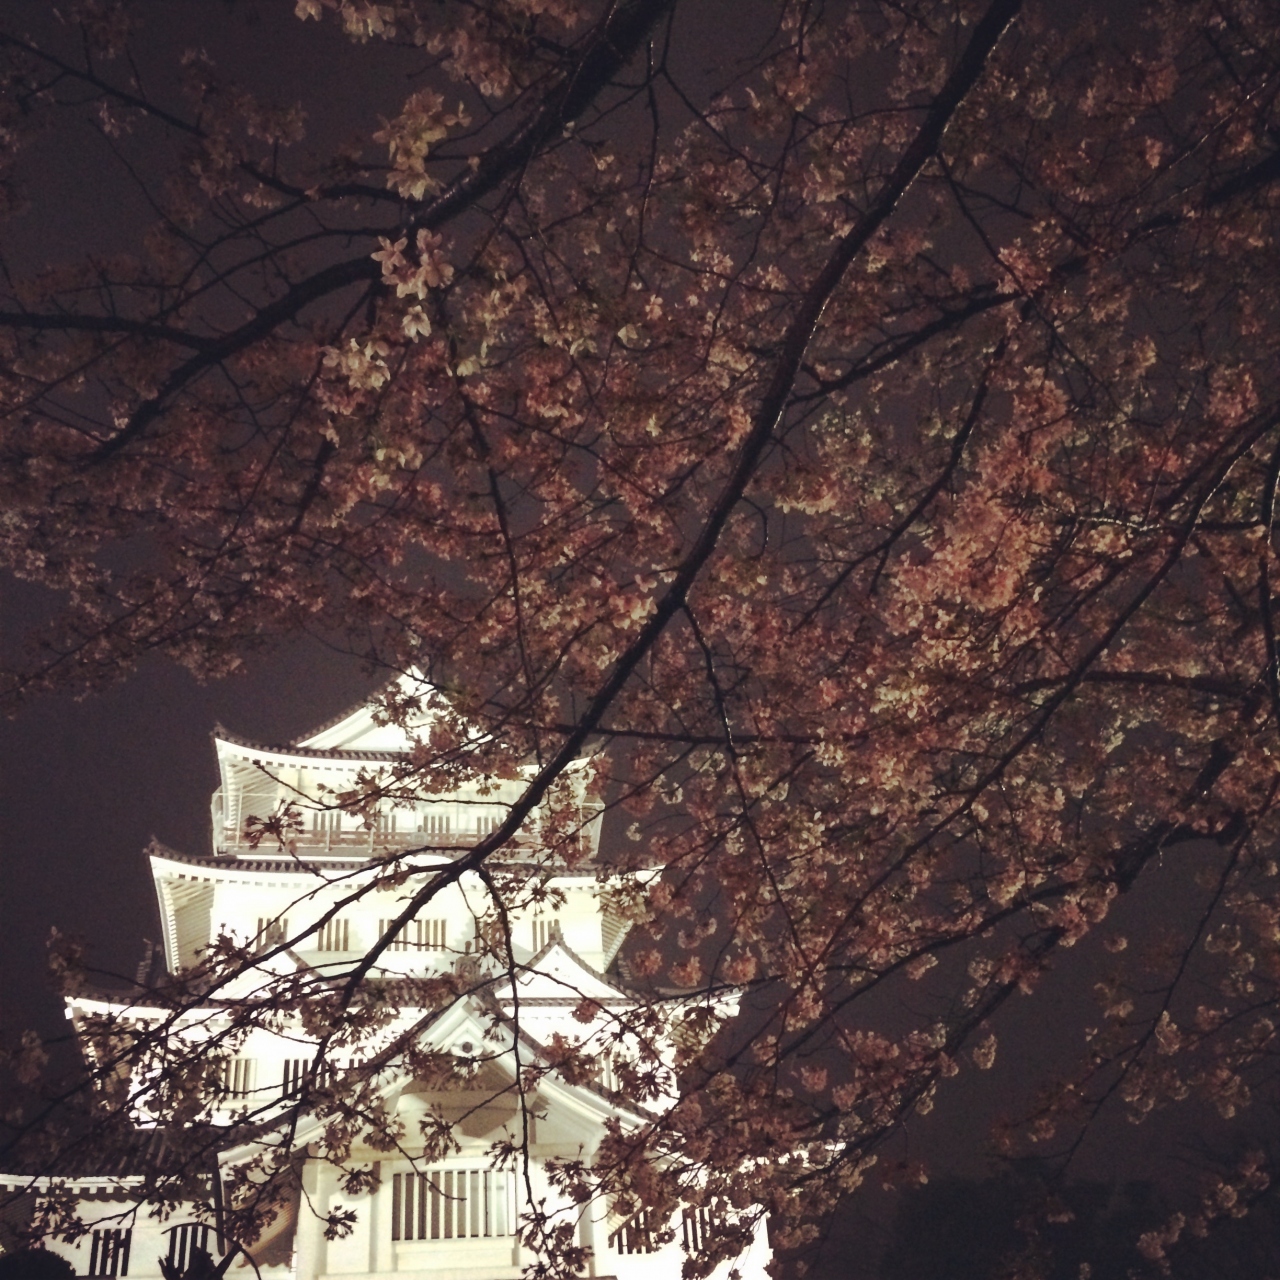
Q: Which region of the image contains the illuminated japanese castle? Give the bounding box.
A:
[2,676,771,1280]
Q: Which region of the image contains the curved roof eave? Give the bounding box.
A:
[148,840,380,876]
[212,730,595,772]
[213,728,414,765]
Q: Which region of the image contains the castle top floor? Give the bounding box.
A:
[210,674,601,864]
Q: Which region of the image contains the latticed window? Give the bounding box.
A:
[88,1229,131,1276]
[281,1058,307,1097]
[255,917,288,947]
[282,1058,337,1096]
[682,1205,717,1253]
[390,1169,514,1241]
[531,916,560,951]
[219,1057,257,1098]
[380,918,448,951]
[474,811,502,835]
[315,918,350,952]
[608,1212,659,1255]
[418,810,451,836]
[166,1224,211,1272]
[597,1056,619,1093]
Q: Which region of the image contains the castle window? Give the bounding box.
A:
[315,918,350,952]
[88,1228,132,1276]
[597,1057,619,1093]
[219,1057,257,1099]
[416,918,447,950]
[282,1058,306,1097]
[531,916,560,952]
[681,1205,718,1253]
[390,1169,513,1241]
[380,918,447,951]
[255,917,288,948]
[166,1225,211,1273]
[282,1058,337,1096]
[608,1212,659,1255]
[418,811,452,836]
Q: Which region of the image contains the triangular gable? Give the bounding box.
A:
[296,671,444,752]
[493,937,638,1005]
[216,998,495,1164]
[218,993,646,1170]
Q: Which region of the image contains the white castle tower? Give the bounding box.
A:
[2,676,772,1280]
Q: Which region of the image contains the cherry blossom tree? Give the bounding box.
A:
[6,0,1280,1274]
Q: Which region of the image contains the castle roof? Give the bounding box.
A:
[0,1128,220,1187]
[213,670,448,762]
[147,839,597,881]
[148,838,374,876]
[494,935,642,1006]
[215,672,591,769]
[212,727,413,764]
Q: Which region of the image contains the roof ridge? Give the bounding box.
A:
[212,726,412,761]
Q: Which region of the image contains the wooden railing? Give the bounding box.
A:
[391,1169,514,1241]
[218,825,543,855]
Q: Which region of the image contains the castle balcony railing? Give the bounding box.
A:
[216,825,574,858]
